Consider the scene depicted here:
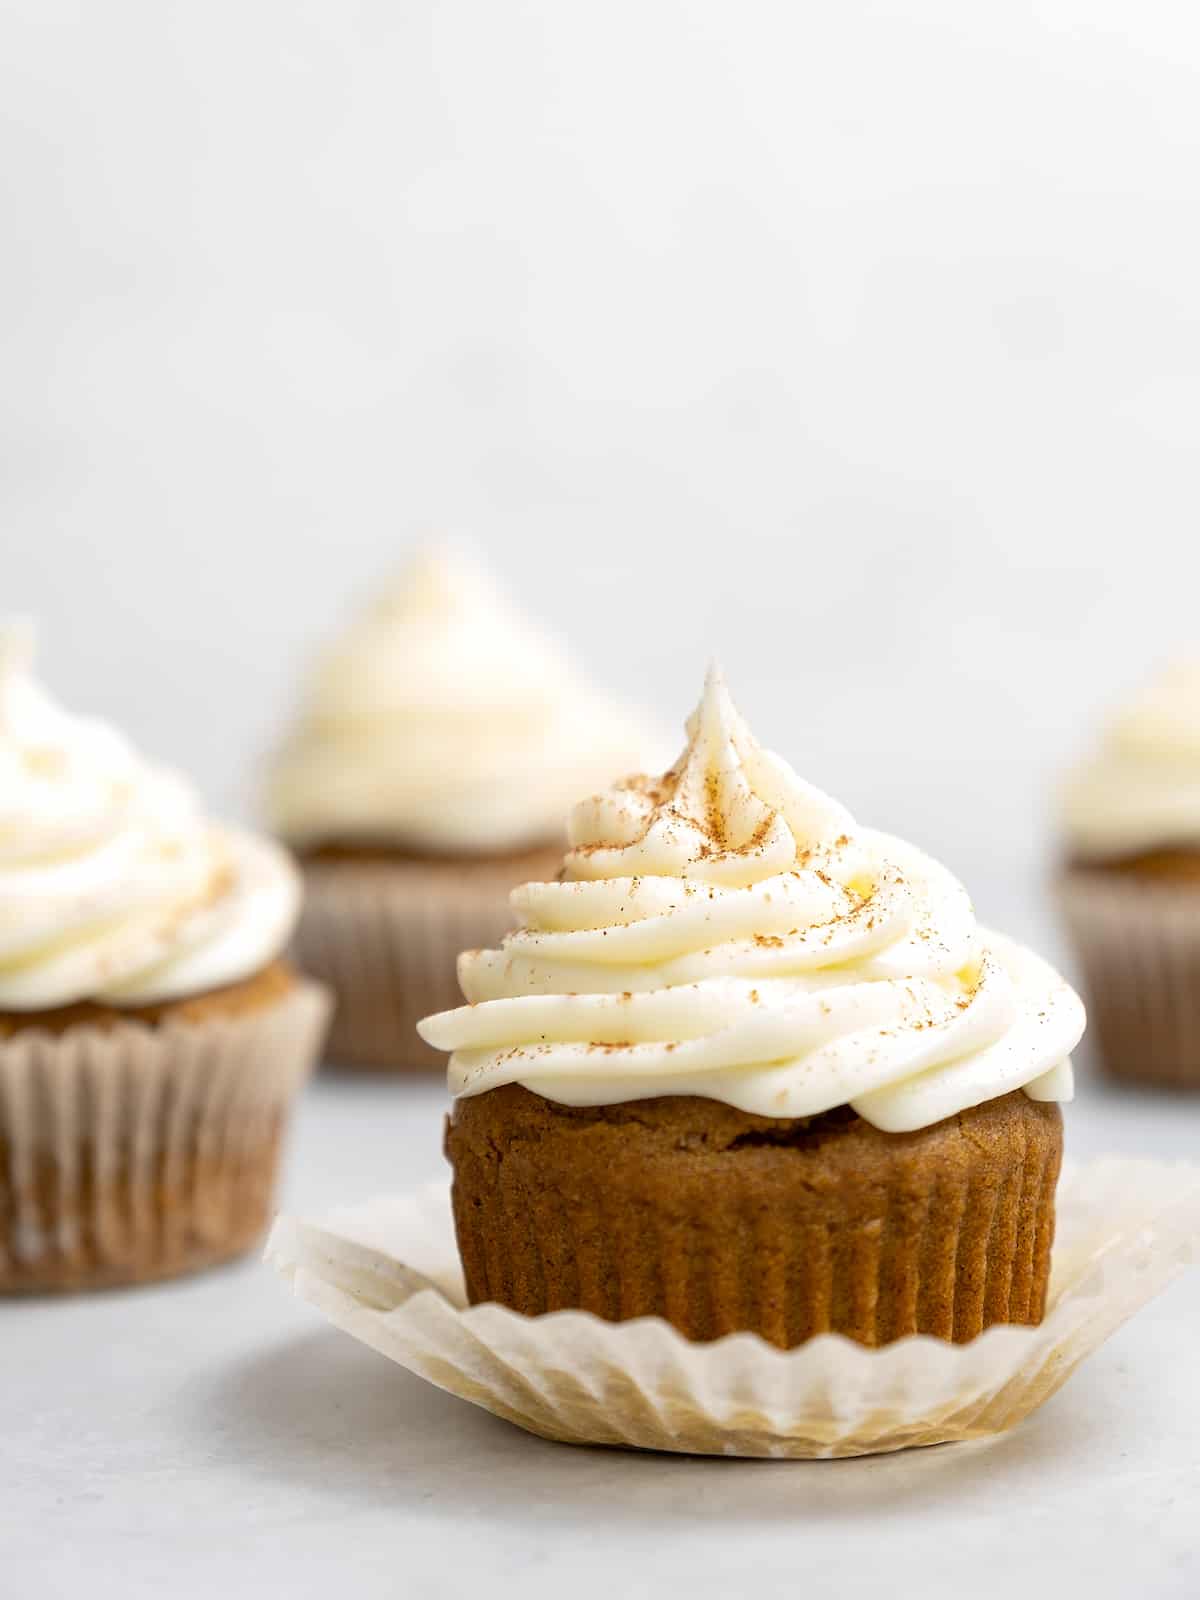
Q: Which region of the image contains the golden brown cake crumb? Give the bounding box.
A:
[300,838,564,871]
[446,1085,1063,1349]
[0,959,298,1038]
[1073,847,1200,884]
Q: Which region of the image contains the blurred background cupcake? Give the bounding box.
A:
[0,624,329,1292]
[1058,659,1200,1089]
[265,545,657,1071]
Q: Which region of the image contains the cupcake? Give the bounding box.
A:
[1058,659,1200,1088]
[420,667,1085,1349]
[266,548,653,1071]
[0,625,329,1291]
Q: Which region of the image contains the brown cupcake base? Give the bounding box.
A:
[0,962,329,1293]
[0,958,298,1038]
[294,844,562,1073]
[446,1085,1063,1349]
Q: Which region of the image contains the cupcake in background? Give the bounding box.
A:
[266,547,656,1071]
[1059,658,1200,1088]
[0,624,329,1292]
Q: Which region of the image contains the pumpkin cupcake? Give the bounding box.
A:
[266,548,654,1071]
[0,624,329,1291]
[1059,659,1200,1088]
[420,667,1085,1349]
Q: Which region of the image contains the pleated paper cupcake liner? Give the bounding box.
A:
[267,1159,1200,1458]
[1058,866,1200,1089]
[0,978,330,1292]
[293,855,556,1073]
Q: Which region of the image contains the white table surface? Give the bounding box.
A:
[5,1066,1199,1600]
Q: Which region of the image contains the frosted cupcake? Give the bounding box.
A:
[0,626,329,1291]
[266,548,654,1071]
[1059,659,1200,1087]
[420,668,1085,1349]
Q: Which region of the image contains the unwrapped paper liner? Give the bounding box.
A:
[267,1159,1200,1459]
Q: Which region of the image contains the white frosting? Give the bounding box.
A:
[419,667,1083,1133]
[266,548,656,854]
[1062,659,1200,860]
[0,624,300,1011]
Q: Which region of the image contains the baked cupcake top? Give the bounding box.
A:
[0,624,300,1011]
[419,667,1084,1132]
[266,548,654,855]
[1061,659,1200,862]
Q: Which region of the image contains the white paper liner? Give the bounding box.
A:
[1058,866,1200,1088]
[1,977,331,1289]
[267,1158,1200,1458]
[294,856,556,1072]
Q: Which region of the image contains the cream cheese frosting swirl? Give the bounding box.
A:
[1061,659,1200,861]
[266,548,656,854]
[0,624,301,1010]
[419,667,1083,1133]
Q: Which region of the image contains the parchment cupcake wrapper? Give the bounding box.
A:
[267,1159,1200,1459]
[0,978,330,1292]
[1058,867,1200,1089]
[293,862,539,1072]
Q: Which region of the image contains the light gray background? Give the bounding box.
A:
[4,5,1200,1596]
[6,2,1200,959]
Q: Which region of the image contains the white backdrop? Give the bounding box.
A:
[5,2,1200,964]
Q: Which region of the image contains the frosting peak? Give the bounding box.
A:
[367,545,504,624]
[266,546,657,854]
[1062,659,1200,859]
[419,671,1084,1133]
[0,625,300,1010]
[565,664,853,889]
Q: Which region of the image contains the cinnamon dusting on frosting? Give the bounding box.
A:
[419,667,1084,1134]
